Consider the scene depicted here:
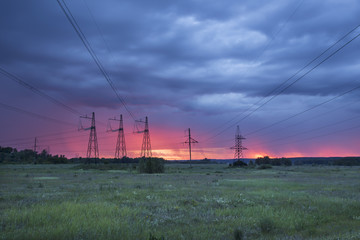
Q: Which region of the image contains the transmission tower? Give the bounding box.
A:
[80,112,99,161]
[107,114,127,159]
[184,128,198,167]
[135,116,152,158]
[230,125,247,162]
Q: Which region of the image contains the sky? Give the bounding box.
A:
[0,0,360,160]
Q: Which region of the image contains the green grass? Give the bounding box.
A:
[1,164,360,239]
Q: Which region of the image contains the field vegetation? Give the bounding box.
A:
[1,163,360,239]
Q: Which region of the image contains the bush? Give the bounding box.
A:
[259,217,275,233]
[230,160,248,168]
[148,233,164,240]
[233,228,244,240]
[257,164,272,169]
[139,158,165,173]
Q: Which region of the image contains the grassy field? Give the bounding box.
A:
[0,164,360,240]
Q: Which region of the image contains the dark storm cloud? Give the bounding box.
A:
[1,0,360,116]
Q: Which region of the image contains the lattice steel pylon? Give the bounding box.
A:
[140,116,152,158]
[230,125,247,161]
[114,114,127,159]
[80,112,99,159]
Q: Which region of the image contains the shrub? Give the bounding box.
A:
[230,160,247,168]
[148,233,164,240]
[233,228,244,240]
[257,164,272,169]
[139,157,165,173]
[259,217,275,233]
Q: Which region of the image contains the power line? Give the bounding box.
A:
[261,122,360,150]
[246,98,359,140]
[248,114,360,149]
[56,0,136,121]
[0,101,75,126]
[245,83,360,136]
[81,0,141,121]
[203,24,360,142]
[0,132,87,146]
[0,125,135,146]
[205,82,360,148]
[0,129,77,144]
[203,0,305,138]
[0,66,82,115]
[200,83,360,156]
[82,0,112,56]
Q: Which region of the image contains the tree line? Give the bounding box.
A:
[0,146,67,164]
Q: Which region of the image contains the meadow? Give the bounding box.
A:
[0,163,359,240]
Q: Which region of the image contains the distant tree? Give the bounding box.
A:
[333,157,360,166]
[138,157,165,173]
[256,156,270,165]
[255,156,291,166]
[230,160,247,168]
[248,160,255,168]
[0,146,69,164]
[0,147,14,154]
[281,157,292,166]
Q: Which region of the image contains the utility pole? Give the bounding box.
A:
[184,128,198,167]
[33,137,37,153]
[140,116,152,158]
[230,125,247,163]
[33,137,38,164]
[80,112,99,162]
[107,114,127,159]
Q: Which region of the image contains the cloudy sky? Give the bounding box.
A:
[0,0,359,159]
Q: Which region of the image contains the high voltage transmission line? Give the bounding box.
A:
[204,84,360,148]
[56,0,137,121]
[205,0,305,136]
[0,129,79,144]
[249,114,360,149]
[0,122,182,155]
[0,67,82,115]
[255,123,360,151]
[244,83,360,137]
[0,132,88,146]
[0,67,111,129]
[243,99,360,140]
[202,23,360,143]
[0,127,132,147]
[80,0,141,120]
[3,1,358,159]
[0,102,75,126]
